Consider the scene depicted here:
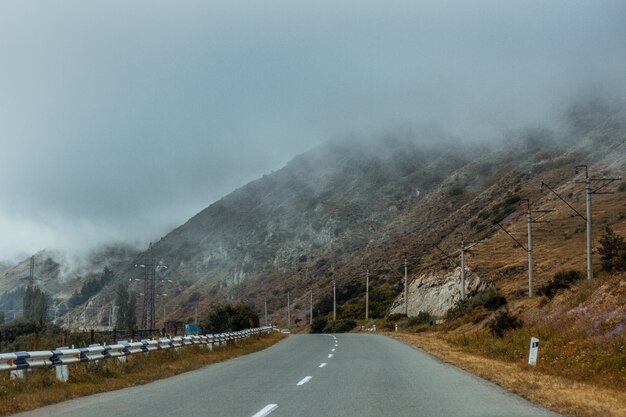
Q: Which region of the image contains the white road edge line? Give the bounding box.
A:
[297,376,313,386]
[319,363,327,368]
[328,354,333,358]
[251,404,278,417]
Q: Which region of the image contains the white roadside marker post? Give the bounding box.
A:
[528,337,539,366]
[56,365,69,382]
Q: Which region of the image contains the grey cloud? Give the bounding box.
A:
[0,0,625,260]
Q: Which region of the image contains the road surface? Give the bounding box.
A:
[14,334,560,417]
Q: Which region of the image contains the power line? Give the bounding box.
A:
[542,165,621,280]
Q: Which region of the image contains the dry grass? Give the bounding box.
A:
[468,190,626,299]
[0,332,285,416]
[389,331,626,417]
[440,272,626,389]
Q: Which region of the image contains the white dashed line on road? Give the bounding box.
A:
[251,404,278,417]
[328,354,333,358]
[319,363,327,368]
[297,376,313,386]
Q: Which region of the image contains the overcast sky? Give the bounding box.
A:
[1,1,625,261]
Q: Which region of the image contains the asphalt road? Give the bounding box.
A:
[14,334,560,417]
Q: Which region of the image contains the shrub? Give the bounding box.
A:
[310,317,327,333]
[483,294,507,311]
[489,312,523,338]
[200,303,260,333]
[0,319,42,351]
[407,311,433,326]
[447,287,498,320]
[538,270,583,299]
[598,226,626,272]
[386,313,407,322]
[322,318,356,333]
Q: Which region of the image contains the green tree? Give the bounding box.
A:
[114,283,137,330]
[598,226,626,272]
[23,285,48,324]
[200,304,259,333]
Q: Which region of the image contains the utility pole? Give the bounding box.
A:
[498,200,556,297]
[365,270,369,320]
[287,292,291,329]
[137,260,154,329]
[527,205,534,297]
[434,238,482,301]
[332,280,336,321]
[584,171,592,280]
[194,303,198,324]
[135,253,169,330]
[264,297,268,326]
[542,166,621,281]
[404,259,408,315]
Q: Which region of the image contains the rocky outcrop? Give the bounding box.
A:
[390,266,492,318]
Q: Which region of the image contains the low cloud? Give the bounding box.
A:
[0,0,625,260]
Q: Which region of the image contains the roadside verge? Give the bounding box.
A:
[388,332,626,417]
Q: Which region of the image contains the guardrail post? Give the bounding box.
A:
[55,365,69,382]
[90,329,95,345]
[10,369,26,380]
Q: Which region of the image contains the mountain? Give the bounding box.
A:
[136,99,626,326]
[0,99,624,328]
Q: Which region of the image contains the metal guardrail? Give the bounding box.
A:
[0,327,273,377]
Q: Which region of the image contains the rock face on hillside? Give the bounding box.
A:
[390,267,491,317]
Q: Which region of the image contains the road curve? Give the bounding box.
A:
[13,334,560,417]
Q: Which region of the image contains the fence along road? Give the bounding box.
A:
[0,328,271,382]
[12,333,560,417]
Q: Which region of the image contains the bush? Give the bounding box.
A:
[407,311,433,326]
[386,313,407,322]
[0,319,42,351]
[538,270,583,299]
[483,294,507,311]
[489,312,523,338]
[200,304,260,333]
[310,317,327,334]
[598,226,626,272]
[322,319,356,333]
[447,287,499,320]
